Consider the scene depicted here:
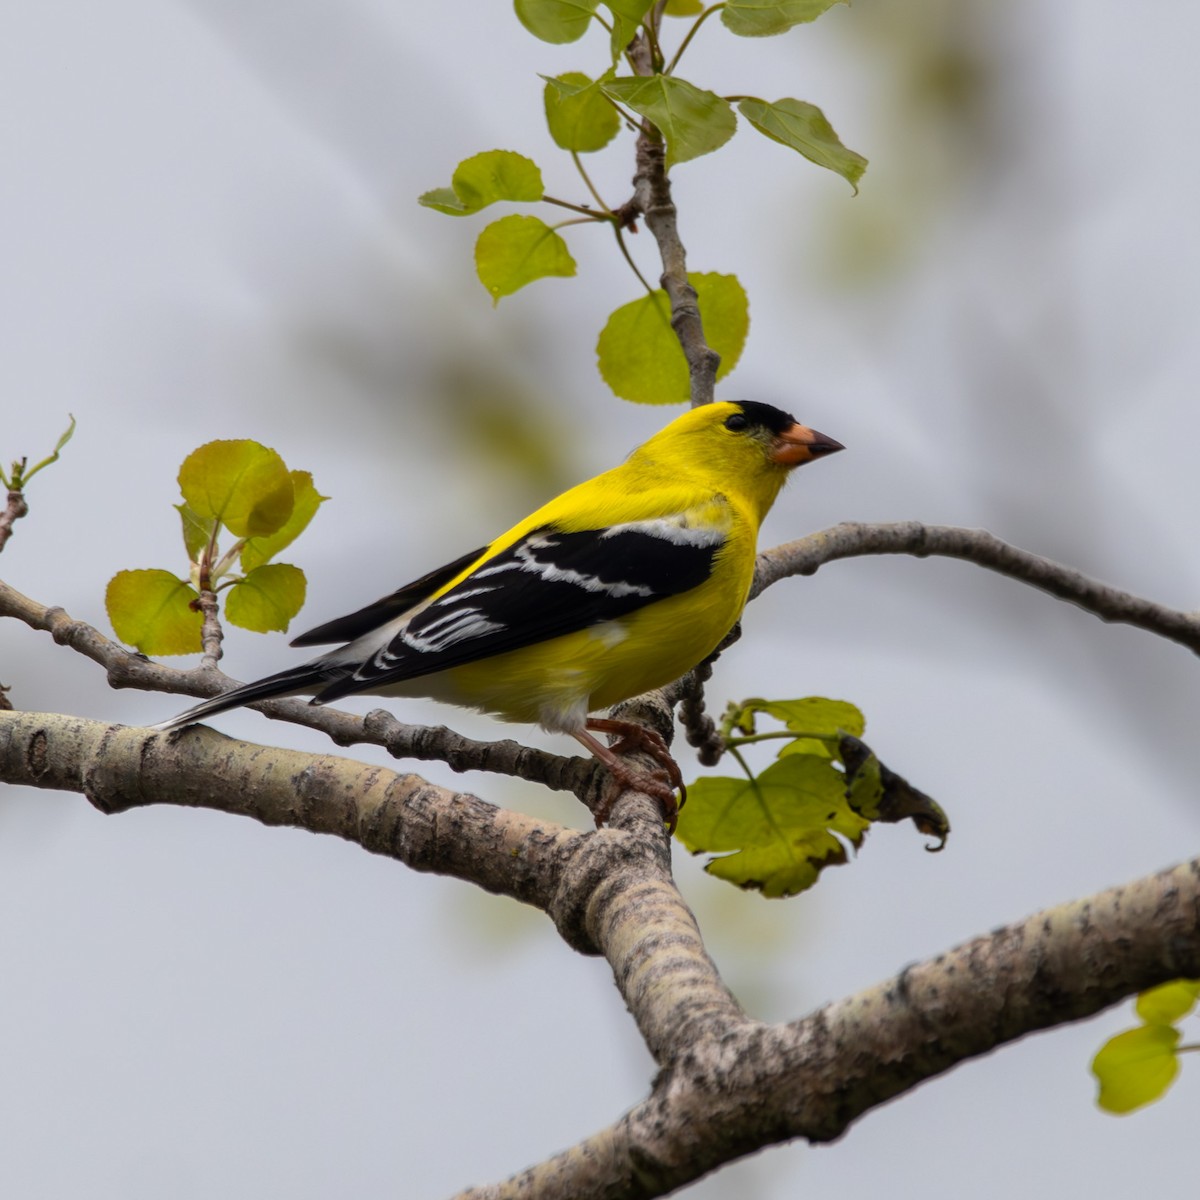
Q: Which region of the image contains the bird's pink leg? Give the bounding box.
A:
[573,718,685,832]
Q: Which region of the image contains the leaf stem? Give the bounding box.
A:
[665,4,726,76]
[727,743,757,785]
[613,225,657,296]
[212,540,247,581]
[571,151,612,216]
[20,414,76,485]
[550,217,601,232]
[726,730,836,749]
[542,194,606,219]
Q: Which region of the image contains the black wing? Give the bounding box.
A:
[290,544,488,647]
[313,520,722,703]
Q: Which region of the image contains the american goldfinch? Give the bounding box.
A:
[157,401,842,824]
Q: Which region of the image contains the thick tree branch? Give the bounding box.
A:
[458,857,1200,1199]
[0,709,583,911]
[0,705,748,1067]
[3,708,1198,1196]
[753,521,1200,653]
[0,709,741,1034]
[5,708,1198,1200]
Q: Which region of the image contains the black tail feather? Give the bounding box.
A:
[152,661,347,732]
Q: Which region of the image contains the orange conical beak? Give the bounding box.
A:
[769,423,845,467]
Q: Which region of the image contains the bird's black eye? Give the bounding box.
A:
[724,412,749,432]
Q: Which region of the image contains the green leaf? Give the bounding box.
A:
[737,696,865,740]
[240,471,327,573]
[177,440,294,539]
[601,76,736,169]
[419,150,545,216]
[676,755,870,898]
[475,215,577,304]
[738,97,867,192]
[514,0,597,44]
[1092,1025,1182,1114]
[175,503,214,564]
[603,0,654,57]
[225,563,307,633]
[543,72,621,153]
[722,0,845,37]
[51,414,77,456]
[1136,979,1200,1026]
[106,569,202,656]
[664,0,705,15]
[596,272,747,404]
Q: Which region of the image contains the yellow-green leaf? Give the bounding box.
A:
[19,413,77,487]
[722,0,845,37]
[225,563,306,634]
[676,755,869,898]
[177,440,294,539]
[596,272,747,404]
[240,471,327,573]
[543,72,621,153]
[106,569,202,656]
[514,0,598,44]
[1136,979,1200,1026]
[475,215,577,304]
[603,0,654,58]
[738,97,867,192]
[1092,1024,1181,1114]
[741,696,865,740]
[175,503,214,564]
[419,150,545,216]
[664,0,704,15]
[601,76,735,169]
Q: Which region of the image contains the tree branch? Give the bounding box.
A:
[0,710,698,969]
[0,487,29,554]
[3,704,1198,1196]
[457,857,1200,1199]
[0,576,597,795]
[625,31,720,408]
[753,521,1200,654]
[0,708,582,908]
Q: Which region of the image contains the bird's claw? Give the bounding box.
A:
[584,717,685,832]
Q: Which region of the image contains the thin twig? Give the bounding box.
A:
[0,489,29,555]
[626,30,721,407]
[752,521,1200,654]
[0,577,592,792]
[195,588,224,668]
